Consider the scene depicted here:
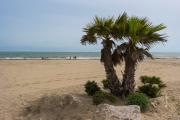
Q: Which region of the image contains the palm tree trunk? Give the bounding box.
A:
[122,56,136,97]
[101,47,122,96]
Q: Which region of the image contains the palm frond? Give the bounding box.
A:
[111,12,128,40]
[112,49,124,66]
[132,47,154,63]
[115,12,128,25]
[81,34,97,45]
[81,16,115,46]
[94,17,114,38]
[137,21,167,48]
[117,42,128,52]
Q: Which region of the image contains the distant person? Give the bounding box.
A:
[70,56,71,59]
[73,56,76,59]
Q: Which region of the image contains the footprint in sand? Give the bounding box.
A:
[54,80,60,81]
[44,80,52,83]
[33,81,41,84]
[22,83,29,87]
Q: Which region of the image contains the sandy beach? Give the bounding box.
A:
[0,59,180,120]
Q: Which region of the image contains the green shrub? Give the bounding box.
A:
[139,85,159,97]
[92,91,116,105]
[139,76,167,97]
[105,92,116,103]
[92,91,106,105]
[101,79,108,89]
[125,92,150,112]
[84,81,101,96]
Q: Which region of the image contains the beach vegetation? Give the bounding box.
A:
[81,16,122,96]
[111,13,167,97]
[170,96,176,102]
[81,12,167,98]
[170,96,180,116]
[175,99,180,115]
[105,92,117,103]
[84,80,101,96]
[92,91,116,105]
[101,79,108,89]
[139,76,167,97]
[125,92,150,112]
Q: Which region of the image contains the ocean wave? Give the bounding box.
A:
[0,52,180,60]
[0,57,101,60]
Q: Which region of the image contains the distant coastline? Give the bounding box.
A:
[0,52,180,60]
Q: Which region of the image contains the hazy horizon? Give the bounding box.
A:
[1,51,180,53]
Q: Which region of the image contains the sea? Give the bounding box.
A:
[0,52,180,60]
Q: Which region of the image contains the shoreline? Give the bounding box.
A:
[0,58,180,60]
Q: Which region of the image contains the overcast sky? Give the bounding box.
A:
[0,0,179,52]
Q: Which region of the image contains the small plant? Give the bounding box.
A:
[105,92,116,103]
[176,100,180,115]
[84,81,101,96]
[101,79,108,89]
[125,92,150,112]
[170,96,180,116]
[92,91,116,105]
[170,96,176,102]
[139,76,167,97]
[92,91,106,105]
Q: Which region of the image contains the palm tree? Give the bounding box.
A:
[112,15,168,97]
[80,16,122,95]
